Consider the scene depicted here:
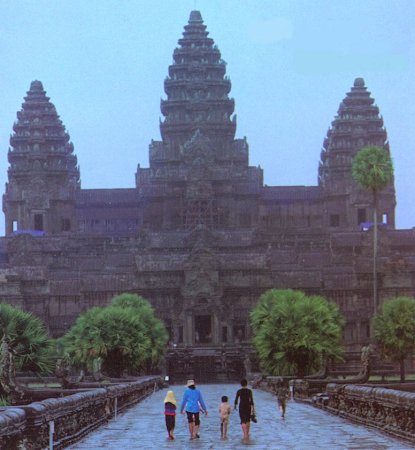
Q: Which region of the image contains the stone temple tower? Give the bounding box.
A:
[319,78,396,230]
[136,10,263,231]
[3,81,80,235]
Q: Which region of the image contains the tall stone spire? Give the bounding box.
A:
[160,10,236,146]
[319,78,395,229]
[319,78,390,188]
[3,81,80,235]
[137,11,260,232]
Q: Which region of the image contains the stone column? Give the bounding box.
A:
[185,310,193,345]
[212,309,220,344]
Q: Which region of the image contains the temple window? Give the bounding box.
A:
[357,208,367,225]
[330,214,340,227]
[222,326,228,343]
[361,320,371,339]
[233,325,245,343]
[34,213,44,231]
[382,213,388,224]
[61,218,71,232]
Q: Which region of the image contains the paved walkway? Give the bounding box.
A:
[71,383,414,449]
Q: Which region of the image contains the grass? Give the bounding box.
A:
[368,374,415,382]
[26,383,61,388]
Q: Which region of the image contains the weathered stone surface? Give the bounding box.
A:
[71,383,415,449]
[0,377,161,449]
[324,383,415,444]
[0,10,414,380]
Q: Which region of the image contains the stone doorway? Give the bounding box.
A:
[194,314,212,344]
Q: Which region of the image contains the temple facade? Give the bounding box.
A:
[1,11,414,378]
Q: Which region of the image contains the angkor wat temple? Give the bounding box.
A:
[1,11,414,379]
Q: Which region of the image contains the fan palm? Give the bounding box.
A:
[374,297,415,382]
[251,289,344,377]
[352,146,394,315]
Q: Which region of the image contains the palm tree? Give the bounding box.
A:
[62,294,168,377]
[352,146,394,315]
[0,303,53,402]
[62,306,151,377]
[374,297,415,382]
[250,289,344,377]
[111,294,168,372]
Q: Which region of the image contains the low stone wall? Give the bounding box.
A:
[322,383,415,444]
[0,376,162,450]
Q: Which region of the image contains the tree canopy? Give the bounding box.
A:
[0,303,53,374]
[250,289,344,377]
[111,293,168,370]
[374,296,415,382]
[351,146,394,193]
[62,294,168,377]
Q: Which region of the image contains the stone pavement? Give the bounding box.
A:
[70,383,415,449]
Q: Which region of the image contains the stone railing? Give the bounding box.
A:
[322,383,415,444]
[0,376,162,450]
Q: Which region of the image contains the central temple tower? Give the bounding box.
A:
[136,11,263,231]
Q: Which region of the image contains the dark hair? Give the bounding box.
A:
[241,379,248,387]
[189,385,195,390]
[221,395,228,402]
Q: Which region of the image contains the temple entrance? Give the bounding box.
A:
[194,315,212,344]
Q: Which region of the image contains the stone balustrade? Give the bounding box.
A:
[0,376,162,450]
[322,383,415,444]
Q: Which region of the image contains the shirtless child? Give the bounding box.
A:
[218,395,231,439]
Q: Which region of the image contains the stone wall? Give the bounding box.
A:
[321,383,415,444]
[0,376,162,450]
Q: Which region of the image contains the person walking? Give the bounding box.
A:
[180,379,208,440]
[234,378,255,441]
[276,379,290,418]
[163,390,177,440]
[218,395,231,440]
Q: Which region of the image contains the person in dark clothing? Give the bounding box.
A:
[234,378,255,440]
[276,379,290,418]
[164,390,177,440]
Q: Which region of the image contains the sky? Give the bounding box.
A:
[1,0,414,234]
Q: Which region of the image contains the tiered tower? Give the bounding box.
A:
[319,78,395,229]
[160,10,236,146]
[137,11,262,231]
[3,81,80,235]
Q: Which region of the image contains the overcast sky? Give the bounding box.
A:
[1,0,414,234]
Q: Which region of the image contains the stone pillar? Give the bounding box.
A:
[213,310,220,345]
[185,310,193,345]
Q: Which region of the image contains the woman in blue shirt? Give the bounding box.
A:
[180,379,208,440]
